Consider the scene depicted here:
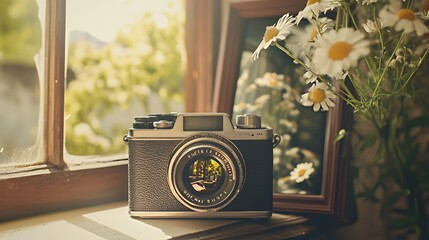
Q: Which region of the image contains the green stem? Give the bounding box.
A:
[373,5,385,60]
[403,46,429,88]
[342,3,377,83]
[378,110,428,239]
[275,42,333,84]
[274,42,307,68]
[370,32,406,106]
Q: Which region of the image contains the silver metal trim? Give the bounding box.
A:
[129,210,272,219]
[127,113,273,140]
[236,114,262,129]
[153,120,174,129]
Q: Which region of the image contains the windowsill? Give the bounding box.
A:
[0,161,341,239]
[0,159,127,178]
[0,161,129,221]
[0,201,236,239]
[0,201,322,239]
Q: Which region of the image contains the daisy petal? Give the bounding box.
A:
[313,103,321,111]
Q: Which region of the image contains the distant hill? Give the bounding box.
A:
[68,30,106,49]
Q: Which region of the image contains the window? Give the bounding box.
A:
[0,0,44,167]
[65,0,185,158]
[0,0,219,221]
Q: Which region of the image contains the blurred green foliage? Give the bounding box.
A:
[65,10,184,156]
[0,0,42,65]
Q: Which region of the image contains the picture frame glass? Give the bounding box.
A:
[232,17,327,195]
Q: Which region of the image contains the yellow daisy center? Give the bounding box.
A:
[309,88,326,103]
[328,41,352,60]
[264,27,279,42]
[307,0,320,6]
[308,27,318,42]
[298,169,307,177]
[238,102,246,108]
[269,79,278,87]
[397,9,416,21]
[267,74,279,86]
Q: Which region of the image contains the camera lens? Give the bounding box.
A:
[168,133,245,212]
[184,157,225,196]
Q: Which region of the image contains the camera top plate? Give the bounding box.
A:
[127,113,273,141]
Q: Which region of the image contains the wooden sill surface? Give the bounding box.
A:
[0,162,128,221]
[0,201,320,240]
[0,201,237,240]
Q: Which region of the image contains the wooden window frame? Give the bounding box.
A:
[184,0,221,112]
[0,0,128,221]
[0,0,219,222]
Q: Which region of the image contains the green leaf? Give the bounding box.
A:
[373,144,386,163]
[380,191,407,218]
[405,145,419,166]
[391,208,411,216]
[385,191,407,206]
[355,184,379,202]
[334,129,347,143]
[380,205,387,219]
[388,216,416,229]
[359,134,377,152]
[406,116,429,132]
[418,177,429,191]
[355,191,368,199]
[394,235,408,240]
[380,124,390,141]
[349,165,359,179]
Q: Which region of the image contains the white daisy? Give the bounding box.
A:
[255,72,286,90]
[289,24,317,57]
[296,0,339,24]
[234,102,252,113]
[361,0,378,5]
[252,14,296,60]
[251,94,271,110]
[303,70,319,84]
[273,148,282,166]
[362,18,384,33]
[281,134,291,148]
[279,119,298,133]
[290,162,315,183]
[379,0,429,36]
[312,28,370,77]
[245,83,257,93]
[288,18,334,57]
[301,81,336,111]
[285,147,300,158]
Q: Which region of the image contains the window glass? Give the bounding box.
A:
[65,0,185,159]
[0,0,45,166]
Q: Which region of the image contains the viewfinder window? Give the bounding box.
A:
[183,116,223,131]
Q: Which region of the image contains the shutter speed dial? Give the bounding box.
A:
[235,114,262,129]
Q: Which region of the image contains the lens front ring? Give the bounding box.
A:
[167,134,245,212]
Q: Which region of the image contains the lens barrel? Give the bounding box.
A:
[168,133,245,212]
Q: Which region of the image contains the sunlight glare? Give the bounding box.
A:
[67,0,178,42]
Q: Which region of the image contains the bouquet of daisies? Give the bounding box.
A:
[253,0,428,115]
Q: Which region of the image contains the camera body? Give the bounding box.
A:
[125,113,274,218]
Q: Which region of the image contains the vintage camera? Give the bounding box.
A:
[124,113,277,218]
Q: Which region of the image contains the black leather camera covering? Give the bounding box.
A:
[128,138,273,212]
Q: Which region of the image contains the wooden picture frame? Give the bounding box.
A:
[213,0,353,219]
